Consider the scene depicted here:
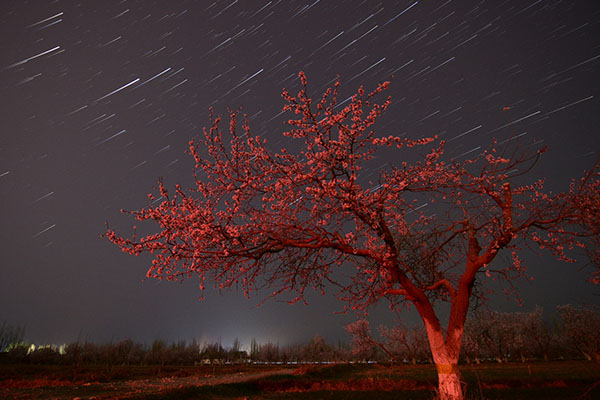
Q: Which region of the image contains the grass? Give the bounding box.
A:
[0,363,279,383]
[127,361,600,400]
[2,360,599,399]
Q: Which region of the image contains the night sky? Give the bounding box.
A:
[2,1,600,348]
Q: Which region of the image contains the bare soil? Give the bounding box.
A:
[0,365,294,399]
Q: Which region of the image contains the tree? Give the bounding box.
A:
[346,319,428,364]
[300,334,337,363]
[148,339,168,366]
[463,307,557,363]
[200,341,226,364]
[346,319,390,362]
[379,321,429,365]
[573,174,600,283]
[229,337,247,363]
[106,72,599,400]
[257,341,280,363]
[520,306,555,361]
[557,304,600,362]
[463,310,525,363]
[0,321,25,352]
[249,338,260,362]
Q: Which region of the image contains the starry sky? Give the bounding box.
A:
[1,0,600,348]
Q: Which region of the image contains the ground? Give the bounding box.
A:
[1,361,599,399]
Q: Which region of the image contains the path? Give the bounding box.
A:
[1,368,295,399]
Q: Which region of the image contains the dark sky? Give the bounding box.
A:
[1,0,599,348]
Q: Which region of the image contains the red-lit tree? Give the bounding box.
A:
[574,173,600,283]
[106,72,599,400]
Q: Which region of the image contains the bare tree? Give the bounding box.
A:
[557,304,600,362]
[379,322,429,364]
[346,319,394,362]
[520,307,555,361]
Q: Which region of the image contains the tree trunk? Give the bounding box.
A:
[422,320,465,400]
[405,254,476,400]
[436,362,463,400]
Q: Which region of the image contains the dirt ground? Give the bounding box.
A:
[2,361,599,399]
[0,366,294,399]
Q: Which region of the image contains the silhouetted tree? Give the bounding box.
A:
[0,321,25,352]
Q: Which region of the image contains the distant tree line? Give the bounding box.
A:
[463,304,600,364]
[0,333,350,366]
[1,304,598,366]
[347,304,600,364]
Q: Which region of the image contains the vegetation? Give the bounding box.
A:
[106,72,600,399]
[347,304,600,365]
[2,304,599,368]
[0,321,25,352]
[0,335,346,366]
[2,307,600,399]
[148,362,600,400]
[2,361,599,399]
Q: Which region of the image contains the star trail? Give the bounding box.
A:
[1,1,599,347]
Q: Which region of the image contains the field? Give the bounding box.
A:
[1,360,599,399]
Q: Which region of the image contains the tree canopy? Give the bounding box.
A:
[107,72,599,400]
